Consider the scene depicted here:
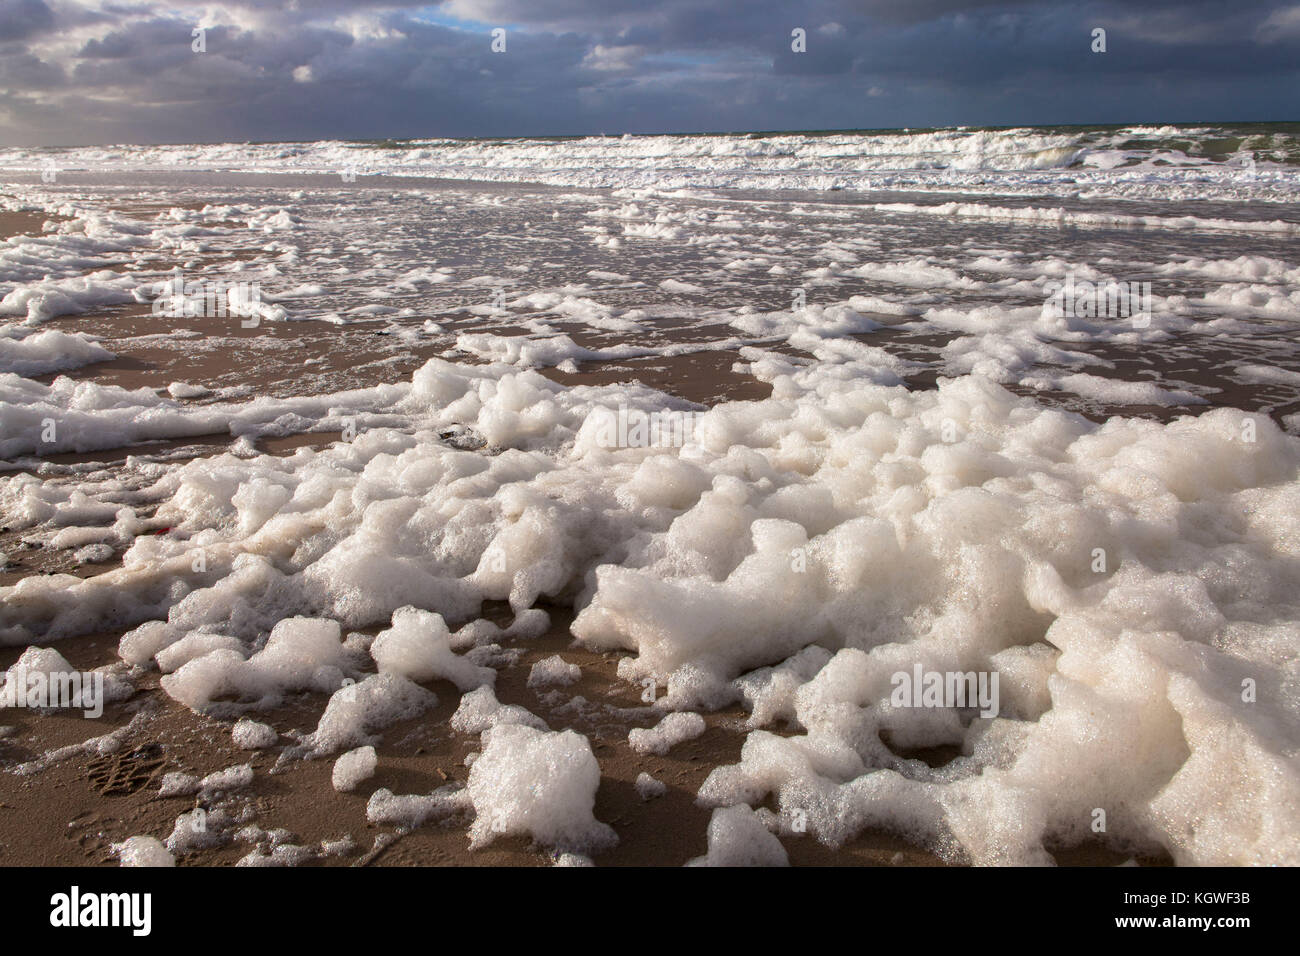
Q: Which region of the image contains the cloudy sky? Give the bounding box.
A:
[2,0,1297,145]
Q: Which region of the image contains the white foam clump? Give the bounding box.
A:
[734,646,834,729]
[231,717,278,749]
[1025,371,1205,407]
[160,616,349,712]
[0,646,131,710]
[236,844,317,867]
[1,647,73,703]
[167,381,212,399]
[113,835,175,867]
[165,808,230,855]
[628,712,706,755]
[0,274,134,325]
[1,360,645,645]
[0,371,408,458]
[119,622,177,668]
[635,772,667,800]
[564,372,1300,865]
[155,633,244,674]
[527,655,581,688]
[158,772,199,797]
[307,673,436,755]
[455,331,621,369]
[1238,364,1300,387]
[200,763,253,795]
[366,786,468,829]
[73,543,113,564]
[0,326,113,376]
[451,685,547,734]
[332,745,378,792]
[467,723,615,852]
[688,805,789,867]
[321,835,356,857]
[370,606,495,689]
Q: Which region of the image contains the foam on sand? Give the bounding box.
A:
[113,835,175,867]
[332,745,377,792]
[688,805,789,867]
[232,717,279,750]
[467,723,615,852]
[370,606,495,690]
[628,712,706,755]
[2,351,1297,863]
[0,326,114,376]
[160,617,349,713]
[527,655,581,688]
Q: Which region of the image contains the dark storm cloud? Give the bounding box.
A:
[0,0,54,41]
[1,0,1297,145]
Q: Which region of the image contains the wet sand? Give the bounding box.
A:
[1,210,61,240]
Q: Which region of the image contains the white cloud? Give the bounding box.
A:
[582,43,646,72]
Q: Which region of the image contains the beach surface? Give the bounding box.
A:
[2,126,1299,866]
